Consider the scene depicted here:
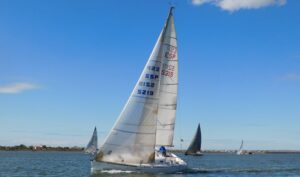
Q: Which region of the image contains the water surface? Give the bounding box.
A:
[0,151,299,177]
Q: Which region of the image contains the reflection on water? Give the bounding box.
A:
[92,172,157,177]
[0,151,300,177]
[91,171,190,177]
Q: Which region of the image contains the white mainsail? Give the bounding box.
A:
[96,9,176,165]
[85,127,98,154]
[237,140,244,155]
[155,12,178,146]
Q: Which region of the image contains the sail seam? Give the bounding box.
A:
[160,83,178,85]
[163,36,177,40]
[158,90,177,94]
[163,43,177,47]
[159,103,177,106]
[114,128,156,135]
[149,60,162,63]
[132,95,159,100]
[105,143,154,148]
[130,99,159,104]
[165,59,178,62]
[157,123,175,126]
[123,123,156,126]
[157,128,174,130]
[158,107,176,110]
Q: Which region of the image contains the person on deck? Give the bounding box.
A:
[159,146,167,157]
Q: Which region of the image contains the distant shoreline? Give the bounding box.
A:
[0,144,83,152]
[2,145,300,154]
[171,149,300,154]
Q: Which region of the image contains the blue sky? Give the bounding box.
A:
[1,0,300,150]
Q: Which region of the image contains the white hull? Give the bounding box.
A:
[236,150,243,155]
[91,153,187,174]
[237,150,252,155]
[185,151,203,156]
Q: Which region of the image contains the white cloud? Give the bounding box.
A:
[191,0,286,12]
[192,0,215,5]
[280,73,300,81]
[0,82,39,94]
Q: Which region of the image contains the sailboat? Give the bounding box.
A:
[91,7,187,174]
[85,127,98,159]
[236,140,244,155]
[185,123,203,156]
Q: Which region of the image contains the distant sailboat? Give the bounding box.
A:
[236,140,244,155]
[85,127,98,159]
[91,7,187,174]
[185,123,203,156]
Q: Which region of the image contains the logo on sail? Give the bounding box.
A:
[164,45,177,59]
[162,63,175,78]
